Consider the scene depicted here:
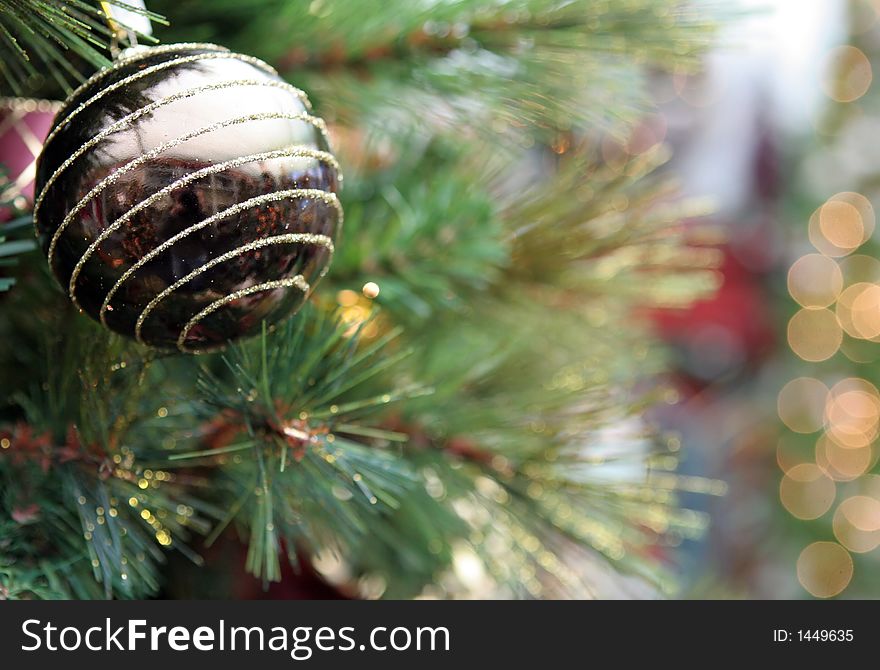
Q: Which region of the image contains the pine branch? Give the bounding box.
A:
[154,307,428,584]
[0,0,728,599]
[0,0,164,94]
[156,0,719,70]
[0,295,218,599]
[328,134,719,332]
[328,139,508,323]
[154,0,723,138]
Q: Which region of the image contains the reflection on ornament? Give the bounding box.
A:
[34,43,342,352]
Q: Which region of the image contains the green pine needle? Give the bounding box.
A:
[0,0,165,94]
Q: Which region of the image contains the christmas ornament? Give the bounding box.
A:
[33,43,342,352]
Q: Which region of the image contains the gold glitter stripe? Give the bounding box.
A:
[95,150,340,323]
[52,44,232,113]
[34,78,328,225]
[176,276,310,353]
[45,109,328,273]
[43,52,308,152]
[107,188,338,340]
[134,233,333,343]
[95,189,340,327]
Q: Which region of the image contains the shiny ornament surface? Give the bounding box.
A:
[34,43,341,352]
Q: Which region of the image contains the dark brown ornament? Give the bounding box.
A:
[34,43,342,352]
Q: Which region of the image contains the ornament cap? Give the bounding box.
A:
[116,45,153,60]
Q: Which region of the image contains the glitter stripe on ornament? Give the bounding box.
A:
[64,148,337,307]
[51,43,231,116]
[61,146,342,306]
[45,109,329,275]
[33,78,327,227]
[134,233,334,343]
[103,188,339,339]
[94,147,342,326]
[42,51,308,152]
[177,276,310,353]
[98,189,341,329]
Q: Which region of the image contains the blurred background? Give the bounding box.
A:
[647,0,880,598]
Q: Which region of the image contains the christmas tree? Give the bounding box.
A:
[0,0,722,600]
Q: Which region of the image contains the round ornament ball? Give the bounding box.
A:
[34,43,342,352]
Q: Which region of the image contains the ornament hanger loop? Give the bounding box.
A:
[100,1,153,58]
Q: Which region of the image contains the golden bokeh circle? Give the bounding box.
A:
[816,434,876,481]
[825,377,880,448]
[849,284,880,338]
[822,45,873,103]
[787,308,843,362]
[787,254,843,308]
[819,200,865,250]
[833,496,880,553]
[778,377,829,434]
[797,542,853,598]
[809,208,851,257]
[780,463,836,520]
[829,192,875,244]
[835,282,880,340]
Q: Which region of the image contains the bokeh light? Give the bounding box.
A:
[822,45,873,103]
[837,283,880,340]
[820,199,866,251]
[787,308,843,362]
[752,5,880,601]
[796,541,853,598]
[824,377,880,449]
[780,463,836,519]
[809,207,856,257]
[778,377,829,434]
[848,284,880,339]
[816,434,875,481]
[787,254,843,308]
[833,496,880,553]
[829,192,875,244]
